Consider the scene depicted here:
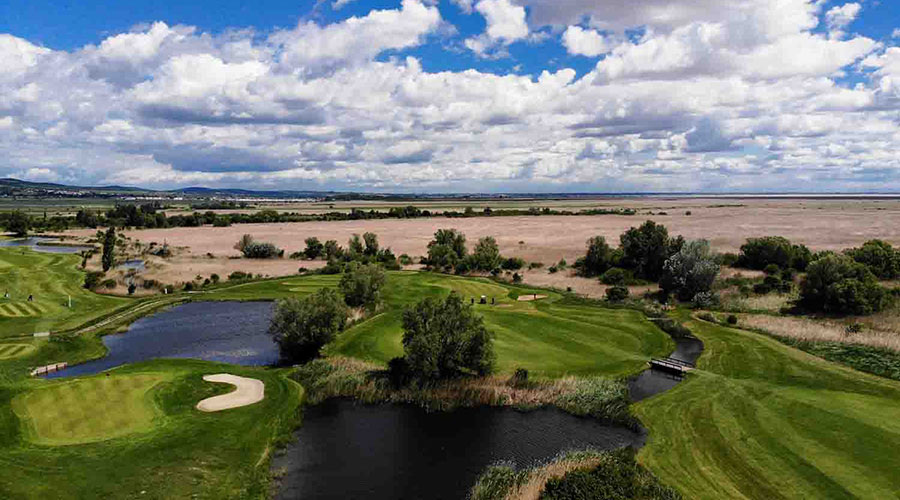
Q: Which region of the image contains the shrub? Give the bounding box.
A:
[303,237,324,259]
[753,282,772,295]
[698,312,716,322]
[401,293,494,379]
[512,272,522,283]
[548,265,558,274]
[102,279,117,289]
[799,253,889,315]
[737,236,812,271]
[763,263,781,275]
[234,234,254,254]
[528,262,544,270]
[183,282,194,291]
[399,254,414,266]
[339,262,386,308]
[606,286,629,302]
[540,448,681,500]
[210,273,220,284]
[727,314,738,325]
[242,241,282,259]
[510,368,529,388]
[599,267,629,286]
[324,240,342,261]
[269,288,349,363]
[578,236,615,277]
[320,259,345,275]
[212,217,231,227]
[845,239,900,279]
[501,257,525,270]
[128,283,136,295]
[228,271,250,281]
[716,252,739,267]
[691,291,718,309]
[84,271,104,289]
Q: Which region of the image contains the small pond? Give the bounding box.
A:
[117,259,146,271]
[627,335,704,402]
[48,301,278,378]
[0,236,93,254]
[271,399,643,500]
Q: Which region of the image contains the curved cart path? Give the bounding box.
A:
[196,374,265,412]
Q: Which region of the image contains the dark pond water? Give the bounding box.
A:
[117,259,146,271]
[272,399,643,500]
[0,236,93,254]
[627,335,704,402]
[48,301,278,378]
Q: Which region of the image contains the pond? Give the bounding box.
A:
[117,259,146,271]
[0,236,94,254]
[271,399,643,500]
[627,334,704,402]
[48,301,278,379]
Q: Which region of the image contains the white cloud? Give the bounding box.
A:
[825,3,861,39]
[465,0,529,56]
[333,0,358,9]
[562,26,611,57]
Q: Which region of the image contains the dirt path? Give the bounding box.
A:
[196,374,265,412]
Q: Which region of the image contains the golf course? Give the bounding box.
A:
[1,247,900,499]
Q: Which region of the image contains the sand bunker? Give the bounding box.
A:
[517,294,548,302]
[196,374,265,412]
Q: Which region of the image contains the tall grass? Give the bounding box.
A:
[739,314,900,352]
[292,357,633,424]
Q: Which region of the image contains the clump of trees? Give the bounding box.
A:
[4,211,30,237]
[735,236,812,271]
[303,237,324,260]
[619,221,684,281]
[339,262,386,308]
[394,293,494,381]
[660,240,720,302]
[234,234,284,259]
[845,239,900,279]
[798,254,889,315]
[268,288,349,363]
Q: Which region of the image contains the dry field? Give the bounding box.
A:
[738,312,900,352]
[63,198,900,294]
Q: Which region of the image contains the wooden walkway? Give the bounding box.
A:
[649,357,695,375]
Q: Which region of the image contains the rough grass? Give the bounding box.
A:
[739,313,900,352]
[0,248,130,337]
[12,372,171,445]
[634,311,900,499]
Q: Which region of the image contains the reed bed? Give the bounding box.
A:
[739,314,900,352]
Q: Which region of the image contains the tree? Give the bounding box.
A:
[619,221,683,281]
[242,241,282,259]
[304,237,324,260]
[846,239,900,279]
[324,239,342,260]
[234,234,254,254]
[471,236,502,272]
[339,262,387,308]
[363,232,380,256]
[269,288,348,362]
[736,236,812,271]
[427,229,467,271]
[6,211,30,237]
[84,271,104,289]
[348,234,365,258]
[580,236,615,276]
[401,293,494,379]
[606,286,629,302]
[660,239,720,302]
[101,227,116,272]
[799,254,888,315]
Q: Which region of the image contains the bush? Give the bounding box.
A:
[600,267,630,286]
[101,279,117,289]
[606,286,629,302]
[128,283,136,295]
[269,288,348,363]
[691,291,718,309]
[578,236,615,276]
[401,293,494,379]
[303,237,324,259]
[799,254,889,315]
[753,282,772,295]
[727,314,738,325]
[510,368,529,388]
[228,271,250,281]
[399,254,414,266]
[84,271,104,289]
[512,272,522,283]
[339,262,386,308]
[210,273,220,284]
[698,312,716,322]
[387,356,412,387]
[845,239,900,279]
[548,265,558,274]
[212,217,231,227]
[716,252,739,267]
[234,234,254,254]
[472,236,502,272]
[660,240,720,302]
[242,241,282,259]
[528,262,544,270]
[763,263,781,275]
[501,257,525,271]
[320,259,345,275]
[540,448,681,500]
[736,236,812,271]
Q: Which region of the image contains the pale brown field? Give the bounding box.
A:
[63,198,900,294]
[738,313,900,352]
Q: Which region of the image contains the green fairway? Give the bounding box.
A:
[13,372,171,445]
[0,360,303,499]
[0,343,35,360]
[634,312,900,499]
[0,248,130,337]
[210,271,674,378]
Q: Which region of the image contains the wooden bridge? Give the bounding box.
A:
[649,357,695,375]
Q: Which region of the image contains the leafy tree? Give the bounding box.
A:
[339,262,387,308]
[799,254,888,315]
[846,239,900,279]
[324,239,342,260]
[427,229,468,272]
[84,271,104,289]
[242,241,282,259]
[737,236,812,271]
[471,236,502,272]
[6,211,31,237]
[619,221,683,281]
[363,232,380,256]
[269,288,348,362]
[606,286,629,302]
[401,293,494,379]
[304,237,324,260]
[580,236,615,276]
[348,234,365,258]
[101,227,116,272]
[600,267,630,286]
[501,257,525,270]
[660,239,720,301]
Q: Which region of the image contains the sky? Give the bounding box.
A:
[0,0,899,193]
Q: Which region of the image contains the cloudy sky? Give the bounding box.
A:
[1,0,898,193]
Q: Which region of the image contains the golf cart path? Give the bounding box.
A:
[196,374,265,412]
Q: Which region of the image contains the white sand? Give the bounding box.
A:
[196,374,265,412]
[517,294,548,302]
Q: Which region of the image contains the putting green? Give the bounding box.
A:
[12,373,171,446]
[0,343,35,360]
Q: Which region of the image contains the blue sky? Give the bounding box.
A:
[0,0,898,192]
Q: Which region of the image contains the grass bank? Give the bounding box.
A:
[634,311,900,499]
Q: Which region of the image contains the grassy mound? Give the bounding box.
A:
[13,372,171,445]
[634,312,900,499]
[0,248,129,337]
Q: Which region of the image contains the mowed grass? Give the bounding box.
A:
[0,360,304,499]
[210,271,673,378]
[0,343,35,360]
[12,373,170,445]
[0,248,130,337]
[634,311,900,499]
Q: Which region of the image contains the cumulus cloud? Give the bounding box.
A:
[825,3,861,39]
[0,0,897,192]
